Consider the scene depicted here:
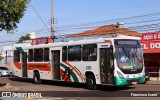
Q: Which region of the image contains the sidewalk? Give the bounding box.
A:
[146,80,160,85]
[146,77,160,85]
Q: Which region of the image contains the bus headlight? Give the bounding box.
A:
[117,71,125,78]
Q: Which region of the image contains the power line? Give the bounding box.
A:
[55,12,160,29]
[54,0,160,25]
[28,3,50,33]
[2,11,160,43]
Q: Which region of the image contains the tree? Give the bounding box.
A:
[0,0,29,33]
[0,54,4,61]
[18,33,31,43]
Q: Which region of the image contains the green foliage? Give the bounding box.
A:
[18,33,31,43]
[0,0,29,33]
[0,54,4,61]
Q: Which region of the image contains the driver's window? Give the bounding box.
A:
[118,47,129,63]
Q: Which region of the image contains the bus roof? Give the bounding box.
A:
[14,36,140,50]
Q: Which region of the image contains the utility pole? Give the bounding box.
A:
[51,0,54,42]
[5,51,7,64]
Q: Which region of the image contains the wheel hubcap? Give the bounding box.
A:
[89,79,93,86]
[35,76,38,82]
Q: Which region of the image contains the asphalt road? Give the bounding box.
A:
[0,77,160,100]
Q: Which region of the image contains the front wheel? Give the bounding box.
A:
[33,72,41,84]
[86,74,97,90]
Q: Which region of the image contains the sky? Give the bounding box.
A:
[1,0,160,49]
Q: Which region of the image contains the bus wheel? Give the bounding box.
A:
[33,72,41,84]
[9,72,13,77]
[86,74,97,90]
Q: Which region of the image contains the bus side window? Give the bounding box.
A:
[28,49,33,62]
[62,46,67,61]
[34,48,43,62]
[44,48,49,61]
[82,44,97,61]
[14,50,20,62]
[68,45,81,61]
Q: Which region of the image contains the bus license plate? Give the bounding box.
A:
[132,82,137,85]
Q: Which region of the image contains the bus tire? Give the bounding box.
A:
[33,72,41,84]
[86,74,97,90]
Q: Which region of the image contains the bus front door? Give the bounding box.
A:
[22,52,27,77]
[100,48,114,84]
[51,50,60,80]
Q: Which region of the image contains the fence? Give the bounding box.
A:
[145,67,160,81]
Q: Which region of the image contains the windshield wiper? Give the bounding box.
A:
[122,46,130,59]
[135,47,138,56]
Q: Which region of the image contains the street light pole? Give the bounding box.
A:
[51,0,54,42]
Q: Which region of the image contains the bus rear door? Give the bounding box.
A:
[22,52,28,77]
[51,50,60,80]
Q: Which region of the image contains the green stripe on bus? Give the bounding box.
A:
[16,47,24,53]
[60,63,79,82]
[114,76,145,86]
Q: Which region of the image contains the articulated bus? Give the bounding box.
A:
[13,36,145,89]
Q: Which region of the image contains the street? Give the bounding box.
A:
[1,77,160,91]
[0,77,160,100]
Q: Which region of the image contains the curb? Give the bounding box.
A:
[146,81,160,85]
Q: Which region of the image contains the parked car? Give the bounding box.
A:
[0,67,12,77]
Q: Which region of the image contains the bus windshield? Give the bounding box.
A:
[114,40,143,71]
[115,46,143,70]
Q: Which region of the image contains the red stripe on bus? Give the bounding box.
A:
[60,68,72,82]
[27,63,51,71]
[14,62,22,70]
[64,61,83,82]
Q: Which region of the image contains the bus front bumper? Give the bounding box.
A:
[114,76,145,86]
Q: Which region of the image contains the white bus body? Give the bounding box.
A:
[13,36,145,89]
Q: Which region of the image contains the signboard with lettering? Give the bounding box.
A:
[141,32,160,53]
[141,41,160,53]
[114,39,140,46]
[32,38,53,45]
[142,32,160,42]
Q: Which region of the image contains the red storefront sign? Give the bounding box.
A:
[141,32,160,53]
[32,37,53,45]
[142,32,160,41]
